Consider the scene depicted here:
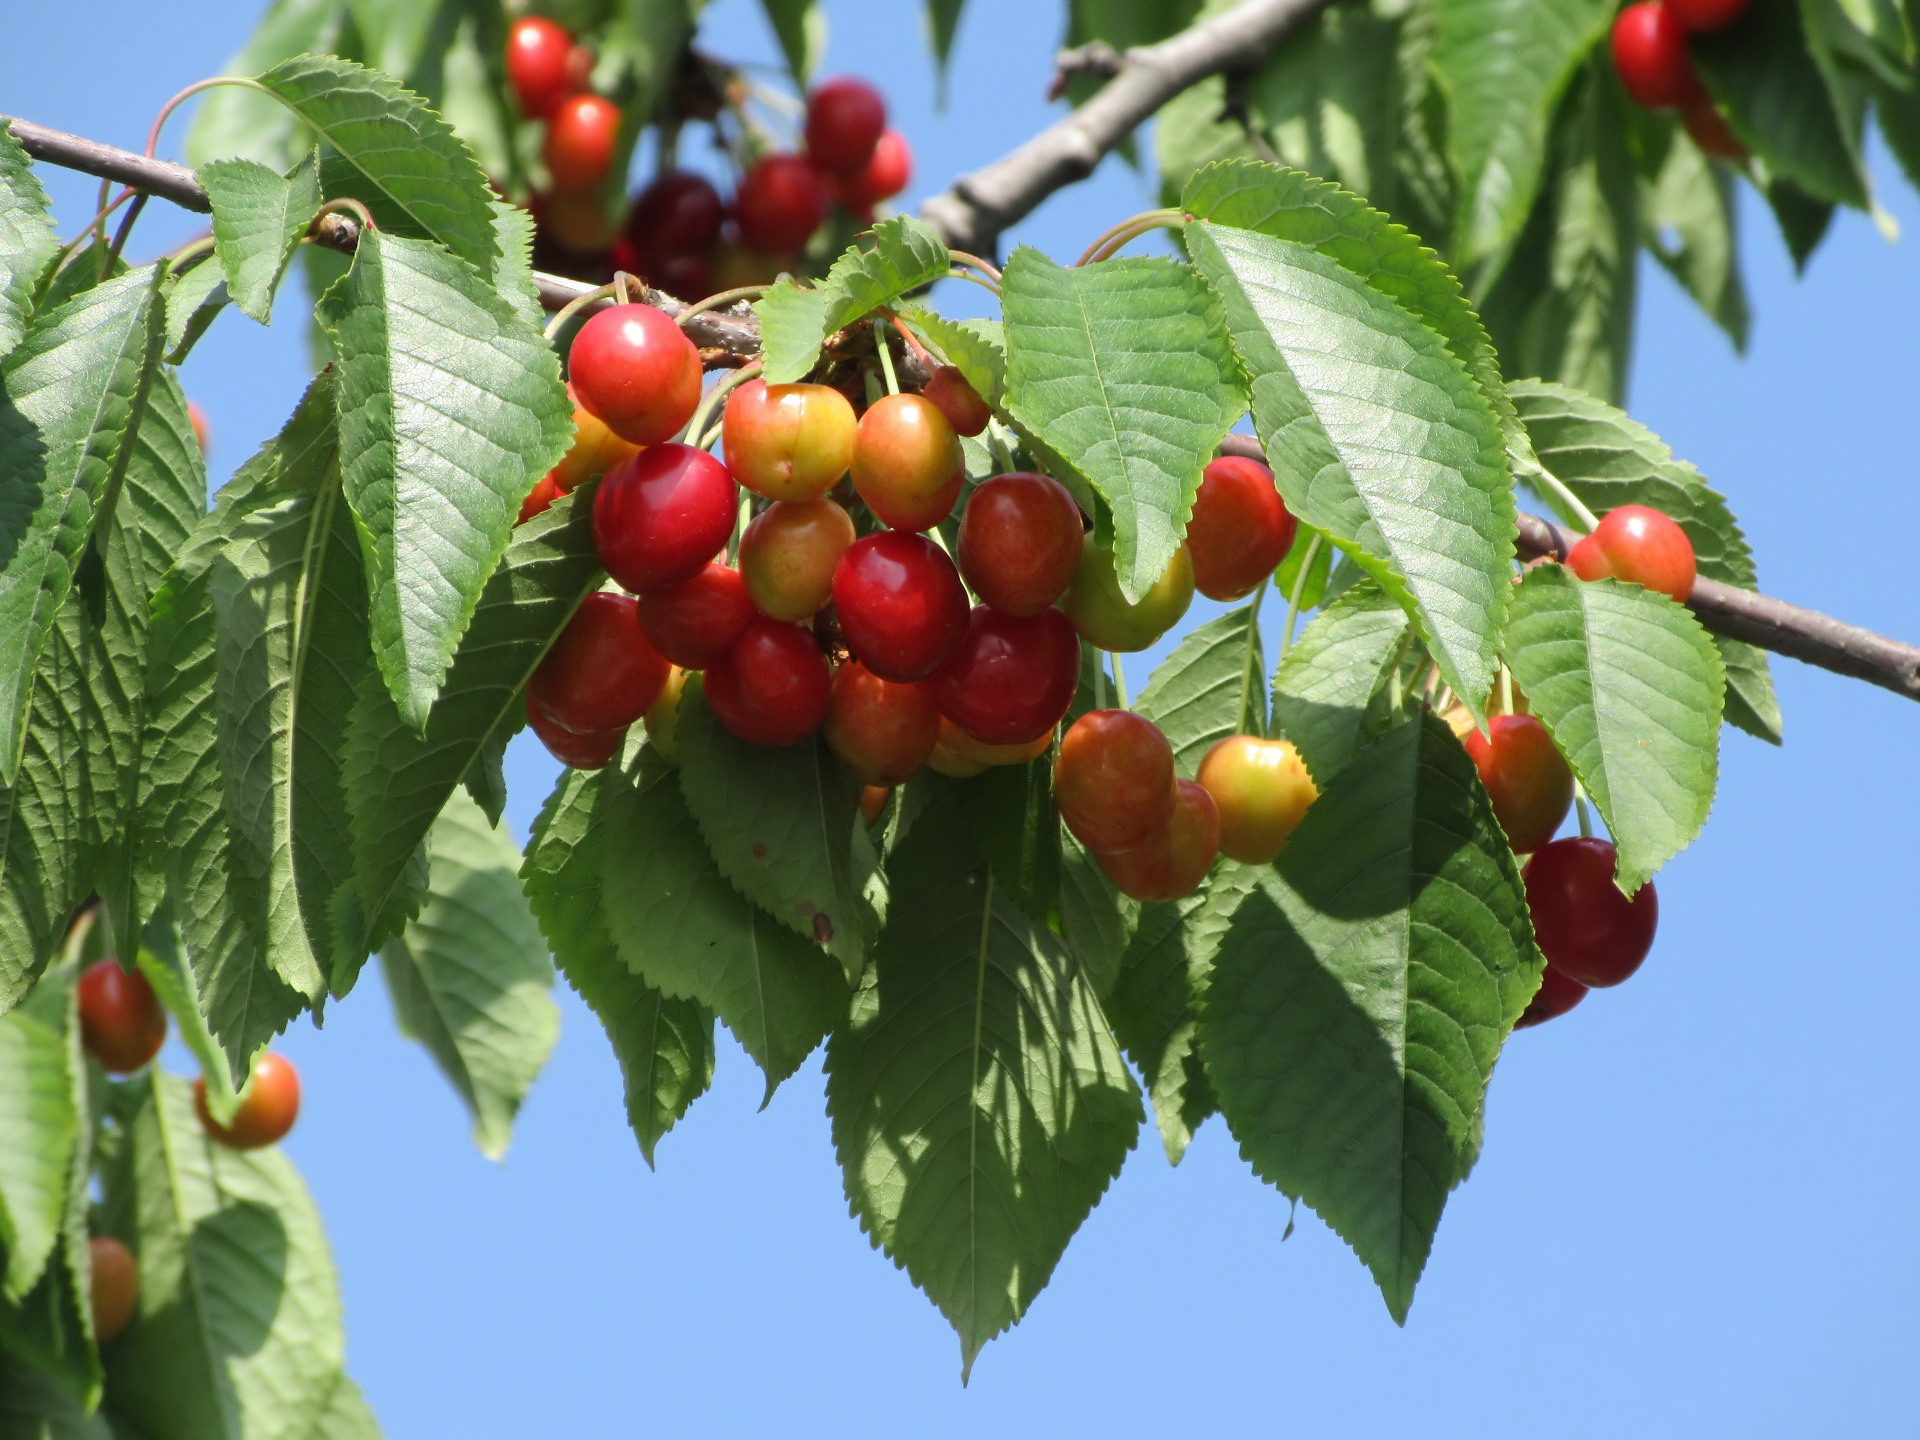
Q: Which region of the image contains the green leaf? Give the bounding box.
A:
[0,978,78,1302]
[136,909,247,1128]
[959,761,1063,923]
[1501,566,1723,893]
[162,259,230,366]
[824,784,1142,1376]
[1201,714,1541,1321]
[675,679,877,983]
[1271,579,1412,785]
[1055,832,1137,1001]
[523,764,713,1166]
[1643,130,1751,352]
[1002,248,1246,602]
[198,151,322,325]
[1156,76,1258,207]
[759,0,825,81]
[345,0,445,84]
[1134,600,1267,775]
[1761,177,1836,270]
[380,791,558,1160]
[0,121,57,364]
[1273,520,1333,614]
[253,54,500,276]
[1187,221,1512,718]
[1432,0,1613,264]
[1508,377,1779,741]
[897,307,1005,407]
[754,218,953,383]
[751,280,833,388]
[318,229,570,732]
[0,264,165,784]
[308,1371,381,1440]
[1243,1,1405,210]
[184,0,351,172]
[927,0,968,79]
[0,1350,115,1438]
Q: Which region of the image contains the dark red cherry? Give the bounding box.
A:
[956,472,1084,617]
[623,172,725,261]
[1524,837,1658,988]
[593,444,738,594]
[528,591,671,732]
[928,605,1081,747]
[77,959,166,1073]
[922,366,991,438]
[830,532,969,682]
[1464,713,1573,854]
[702,619,831,747]
[636,562,755,668]
[805,77,887,176]
[734,155,828,253]
[1514,963,1590,1029]
[526,694,624,769]
[1188,455,1297,601]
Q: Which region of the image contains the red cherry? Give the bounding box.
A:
[1524,837,1658,988]
[1054,710,1176,854]
[637,562,755,668]
[567,303,703,446]
[1095,778,1220,902]
[551,383,642,494]
[1682,97,1746,160]
[195,1052,301,1150]
[740,497,856,622]
[529,591,671,733]
[1567,503,1697,601]
[734,155,829,253]
[850,394,963,531]
[929,605,1082,747]
[1464,713,1573,854]
[525,693,624,769]
[824,661,941,785]
[921,365,991,438]
[88,1237,137,1342]
[1195,735,1317,865]
[831,532,969,682]
[544,94,622,193]
[955,473,1083,617]
[1667,0,1748,30]
[703,619,831,746]
[805,77,887,175]
[593,444,738,594]
[518,472,563,525]
[507,16,579,120]
[623,172,725,261]
[1611,3,1703,109]
[860,785,891,826]
[835,129,912,207]
[187,400,211,456]
[1188,455,1297,601]
[76,958,166,1074]
[1514,963,1590,1029]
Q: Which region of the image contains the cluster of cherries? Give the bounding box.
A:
[1611,0,1750,160]
[72,958,304,1343]
[507,16,910,293]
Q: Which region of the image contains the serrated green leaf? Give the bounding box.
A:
[898,307,1005,407]
[318,229,570,731]
[488,200,544,332]
[1156,76,1257,207]
[958,760,1063,923]
[1272,579,1412,785]
[199,151,321,325]
[1201,713,1541,1321]
[760,0,824,80]
[1135,600,1267,775]
[1002,248,1245,602]
[1644,129,1751,352]
[1187,221,1512,718]
[675,679,877,982]
[307,1370,381,1440]
[1502,566,1723,892]
[754,218,952,383]
[523,763,712,1166]
[927,0,968,76]
[1243,0,1404,210]
[0,264,165,784]
[0,1349,115,1438]
[751,279,833,387]
[162,259,230,366]
[136,908,247,1128]
[0,979,77,1302]
[184,0,350,172]
[1055,832,1137,1001]
[345,0,445,85]
[0,121,57,364]
[824,784,1142,1376]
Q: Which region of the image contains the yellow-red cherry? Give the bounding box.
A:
[593,443,738,594]
[1524,837,1658,988]
[1188,456,1297,601]
[637,562,755,668]
[824,661,941,785]
[956,472,1084,617]
[1096,778,1221,902]
[1055,710,1176,854]
[529,591,670,734]
[506,16,579,119]
[88,1236,138,1342]
[1514,963,1589,1029]
[722,379,858,501]
[927,718,1051,777]
[1567,503,1697,601]
[735,155,829,253]
[526,693,624,770]
[544,93,621,192]
[922,366,990,437]
[568,303,703,447]
[551,383,641,494]
[1465,713,1573,854]
[1195,735,1318,865]
[929,606,1081,747]
[196,1052,301,1150]
[850,394,963,532]
[703,620,831,747]
[831,532,969,681]
[740,497,856,621]
[1062,541,1194,651]
[77,958,167,1074]
[805,77,887,176]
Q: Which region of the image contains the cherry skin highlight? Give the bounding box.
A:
[1096,779,1221,902]
[593,443,738,593]
[551,383,641,493]
[923,366,991,437]
[544,93,621,192]
[88,1237,138,1342]
[956,472,1084,617]
[528,591,670,733]
[1611,2,1702,109]
[1464,713,1573,854]
[734,155,829,252]
[525,694,624,770]
[196,1053,301,1150]
[722,379,858,501]
[1514,963,1590,1029]
[637,562,755,668]
[1567,503,1697,601]
[1054,710,1177,854]
[623,172,725,261]
[702,620,831,746]
[1667,0,1749,30]
[927,717,1052,777]
[506,16,579,119]
[824,662,941,785]
[850,394,964,531]
[568,303,703,446]
[834,129,912,207]
[1188,456,1297,600]
[740,497,856,622]
[805,77,887,175]
[1524,837,1659,988]
[1195,735,1319,865]
[1062,542,1195,651]
[831,532,969,681]
[76,958,167,1074]
[928,606,1082,747]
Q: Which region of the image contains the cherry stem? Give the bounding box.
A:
[146,77,250,159]
[872,319,901,397]
[884,311,936,370]
[1111,651,1130,709]
[50,188,136,277]
[1574,784,1594,839]
[309,197,376,233]
[105,192,149,268]
[543,279,623,341]
[1519,458,1600,533]
[676,285,768,328]
[985,419,1016,472]
[945,268,1002,297]
[1236,577,1269,735]
[1075,208,1183,266]
[679,361,761,448]
[945,250,1002,285]
[614,271,633,305]
[1498,664,1514,717]
[168,235,217,275]
[1280,532,1323,658]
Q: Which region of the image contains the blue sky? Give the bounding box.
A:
[7,1,1919,1433]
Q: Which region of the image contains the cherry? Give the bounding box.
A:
[1611,2,1703,109]
[1667,0,1748,30]
[568,303,703,446]
[196,1052,301,1150]
[519,474,563,527]
[526,693,624,770]
[834,129,912,207]
[734,155,829,253]
[923,366,991,437]
[1188,456,1297,601]
[539,188,617,252]
[187,400,210,456]
[709,240,786,293]
[1096,778,1220,902]
[805,77,887,175]
[637,562,754,668]
[1055,710,1176,854]
[1464,713,1573,854]
[928,717,1053,777]
[506,16,580,120]
[1567,503,1697,601]
[1195,735,1319,865]
[702,619,831,747]
[544,94,622,193]
[593,443,738,593]
[638,251,713,303]
[552,383,641,494]
[1524,837,1658,988]
[831,532,969,681]
[929,606,1082,747]
[860,786,891,826]
[740,497,855,622]
[1682,97,1746,161]
[644,666,685,762]
[1062,541,1194,651]
[88,1236,137,1342]
[1514,963,1590,1029]
[529,591,670,732]
[824,661,941,785]
[76,958,166,1074]
[956,472,1084,617]
[722,379,858,501]
[623,172,725,262]
[850,394,963,531]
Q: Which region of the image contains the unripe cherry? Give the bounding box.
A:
[88,1236,138,1342]
[702,620,831,747]
[593,443,737,594]
[928,606,1082,747]
[734,155,829,252]
[851,394,963,531]
[1464,713,1573,854]
[196,1052,301,1150]
[526,693,624,770]
[1188,456,1297,600]
[1514,963,1590,1029]
[551,383,641,493]
[1524,837,1658,988]
[1062,541,1194,651]
[568,303,703,446]
[831,532,969,681]
[637,562,755,668]
[1195,735,1318,865]
[1567,503,1697,601]
[922,366,990,437]
[805,77,887,176]
[927,717,1052,777]
[740,497,856,621]
[956,472,1084,617]
[1096,778,1220,902]
[824,662,941,785]
[1055,710,1176,854]
[722,379,858,501]
[544,94,622,192]
[528,591,671,733]
[1611,2,1703,109]
[77,958,167,1074]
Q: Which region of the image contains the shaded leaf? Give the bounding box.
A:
[0,978,78,1301]
[760,0,824,81]
[198,151,321,325]
[1134,600,1266,775]
[755,218,952,383]
[898,306,1005,407]
[0,121,57,364]
[1055,832,1137,1001]
[1643,129,1751,351]
[960,760,1063,924]
[161,259,229,366]
[926,0,969,83]
[1271,578,1411,785]
[136,908,247,1128]
[184,0,351,172]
